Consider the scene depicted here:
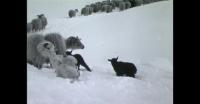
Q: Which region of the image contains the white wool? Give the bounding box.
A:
[62,55,77,67]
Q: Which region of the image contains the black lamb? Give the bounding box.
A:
[66,51,92,72]
[108,56,137,78]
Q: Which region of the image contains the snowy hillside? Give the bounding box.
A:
[27,0,173,104]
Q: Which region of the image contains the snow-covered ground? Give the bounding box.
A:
[27,0,173,104]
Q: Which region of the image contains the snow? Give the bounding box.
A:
[27,0,173,104]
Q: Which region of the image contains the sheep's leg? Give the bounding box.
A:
[36,64,42,70]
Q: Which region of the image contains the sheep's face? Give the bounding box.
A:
[108,57,119,63]
[66,36,85,49]
[75,9,78,12]
[37,41,55,58]
[37,14,44,18]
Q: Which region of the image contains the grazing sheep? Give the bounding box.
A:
[44,33,67,56]
[125,1,132,9]
[108,5,113,12]
[101,5,112,13]
[65,36,85,50]
[134,0,144,6]
[27,23,32,33]
[110,1,116,9]
[66,51,92,72]
[90,3,98,13]
[37,14,48,29]
[108,57,137,78]
[37,41,80,81]
[87,6,94,14]
[31,18,42,32]
[27,34,48,69]
[102,0,110,5]
[68,9,78,18]
[95,2,103,12]
[112,0,123,7]
[119,1,126,11]
[81,7,90,16]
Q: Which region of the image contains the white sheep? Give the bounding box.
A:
[44,33,67,56]
[27,23,32,33]
[27,34,48,69]
[31,18,42,32]
[37,14,48,29]
[37,41,80,82]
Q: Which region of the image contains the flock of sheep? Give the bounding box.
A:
[27,32,87,82]
[68,0,165,18]
[68,0,139,18]
[27,14,47,33]
[26,0,167,82]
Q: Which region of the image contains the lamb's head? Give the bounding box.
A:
[37,41,55,58]
[66,50,73,55]
[108,56,119,63]
[65,36,85,50]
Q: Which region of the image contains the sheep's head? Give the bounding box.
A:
[37,14,44,18]
[37,41,55,58]
[75,9,78,12]
[66,36,85,50]
[108,56,119,62]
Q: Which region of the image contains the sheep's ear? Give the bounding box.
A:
[116,56,119,60]
[70,50,72,53]
[108,59,111,61]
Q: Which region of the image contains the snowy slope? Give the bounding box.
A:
[31,0,173,67]
[27,0,173,104]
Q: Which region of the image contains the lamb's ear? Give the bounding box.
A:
[116,56,119,60]
[108,59,111,61]
[70,50,72,54]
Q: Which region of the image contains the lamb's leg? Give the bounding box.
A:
[81,62,91,72]
[77,64,80,70]
[36,64,42,70]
